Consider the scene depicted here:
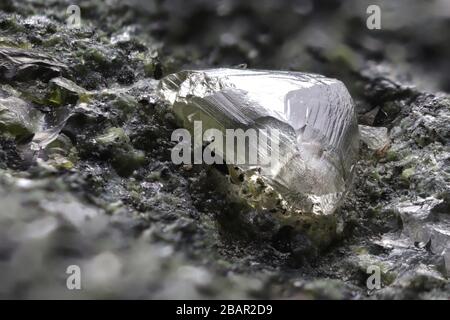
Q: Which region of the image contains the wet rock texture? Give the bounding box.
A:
[0,0,448,299]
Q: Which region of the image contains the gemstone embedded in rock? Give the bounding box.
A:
[158,69,359,216]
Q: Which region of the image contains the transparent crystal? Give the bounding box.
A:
[158,69,359,216]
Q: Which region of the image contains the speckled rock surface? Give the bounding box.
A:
[0,0,448,299]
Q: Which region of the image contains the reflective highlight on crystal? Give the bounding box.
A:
[159,69,359,216]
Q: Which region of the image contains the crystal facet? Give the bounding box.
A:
[159,69,359,216]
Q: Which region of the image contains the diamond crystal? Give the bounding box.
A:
[159,69,359,216]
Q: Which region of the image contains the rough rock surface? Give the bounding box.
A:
[0,0,448,299]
